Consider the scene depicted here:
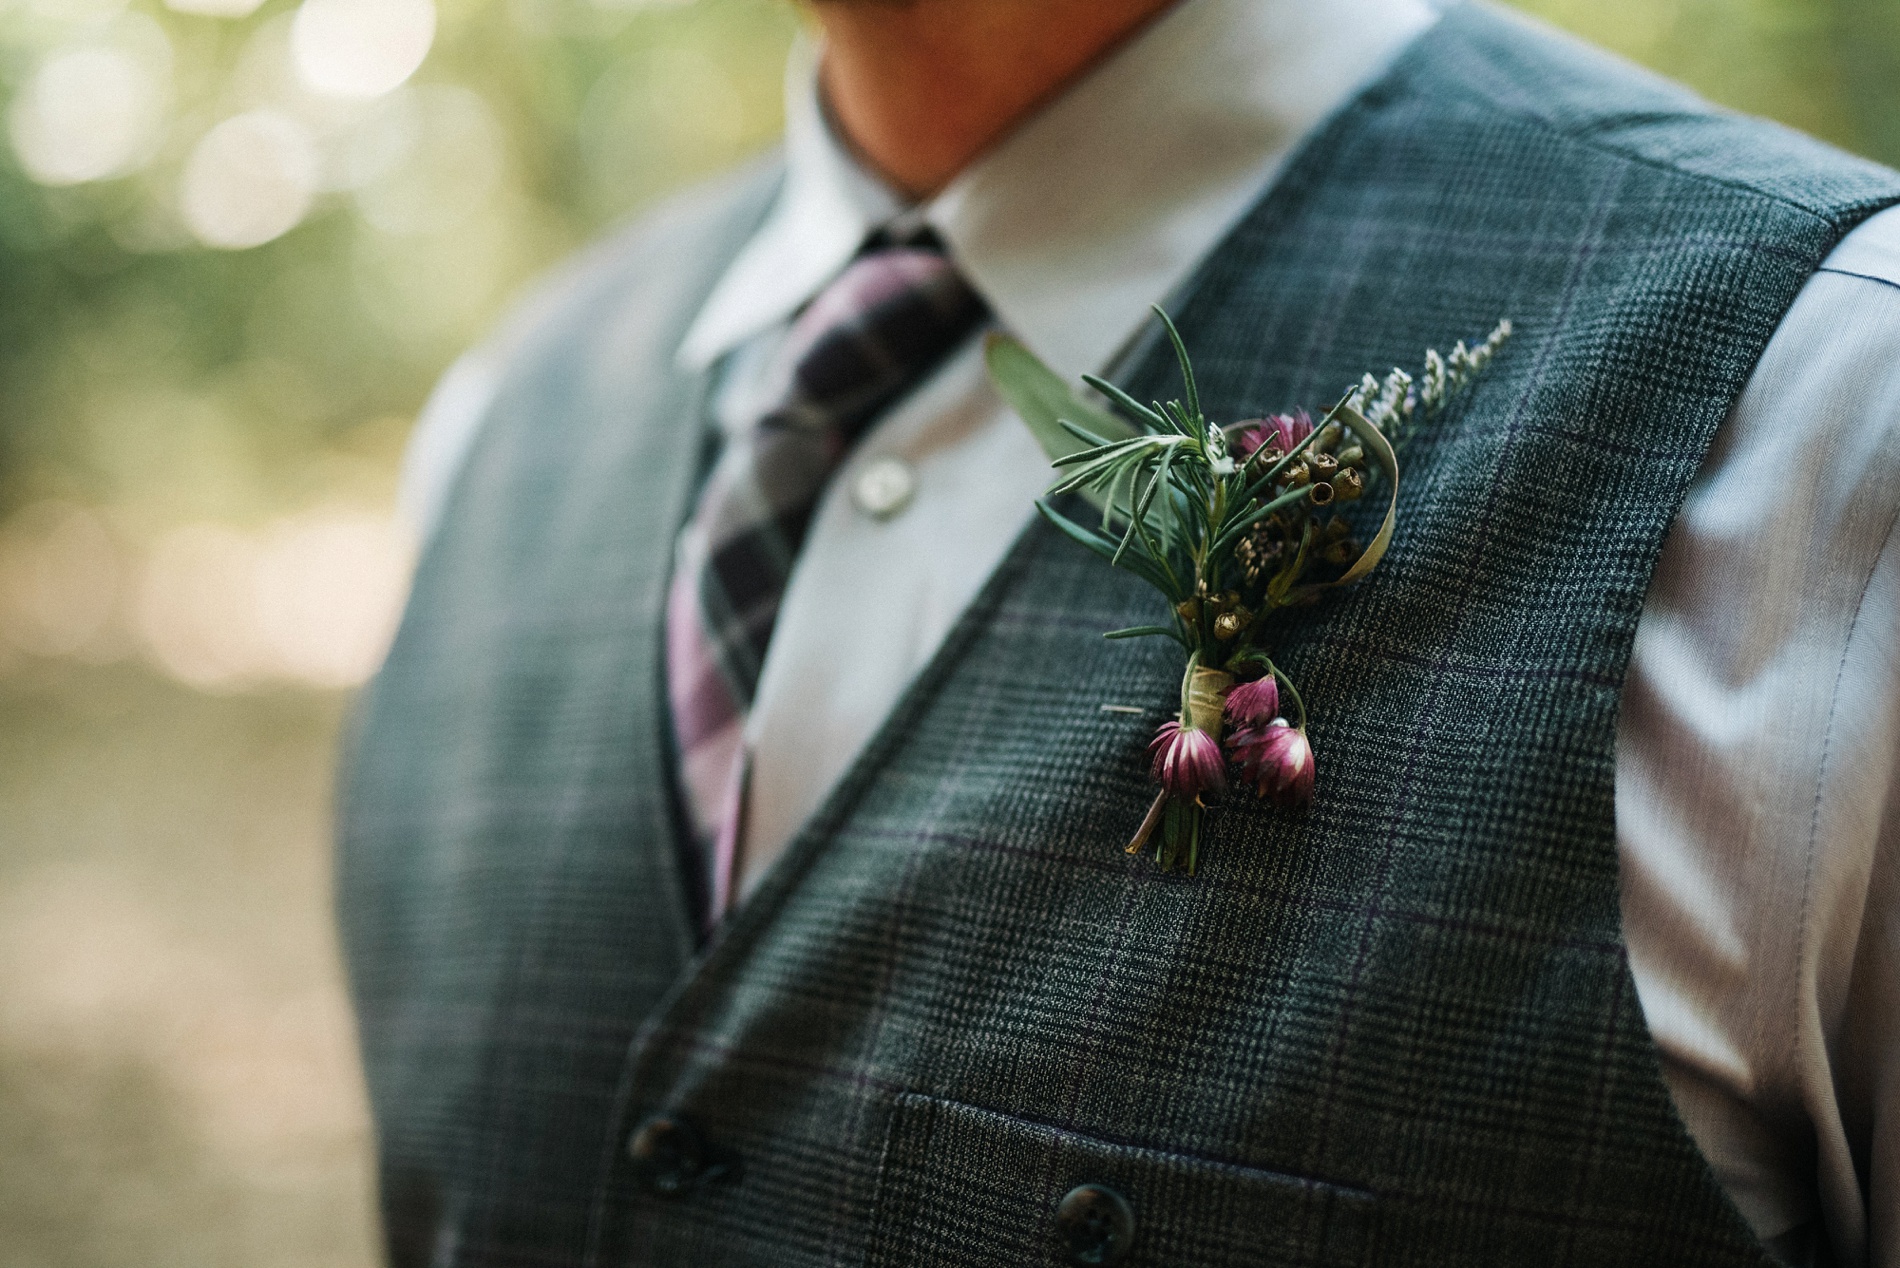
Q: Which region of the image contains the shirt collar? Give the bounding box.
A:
[676,0,1439,379]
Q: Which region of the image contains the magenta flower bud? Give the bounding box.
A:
[1233,411,1314,460]
[1149,720,1226,796]
[1228,719,1316,807]
[1222,674,1279,727]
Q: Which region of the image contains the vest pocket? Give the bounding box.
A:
[865,1092,1377,1267]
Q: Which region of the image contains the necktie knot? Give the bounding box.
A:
[769,243,987,446]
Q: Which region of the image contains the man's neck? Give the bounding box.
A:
[805,0,1183,199]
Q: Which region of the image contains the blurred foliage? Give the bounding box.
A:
[0,0,797,532]
[1518,0,1900,160]
[0,0,1892,536]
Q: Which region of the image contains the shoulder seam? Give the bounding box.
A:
[1404,6,1899,233]
[1423,72,1847,231]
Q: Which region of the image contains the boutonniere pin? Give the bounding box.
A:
[987,311,1510,871]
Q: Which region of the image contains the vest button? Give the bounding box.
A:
[627,1116,705,1197]
[1053,1183,1135,1265]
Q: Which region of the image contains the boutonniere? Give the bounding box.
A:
[987,310,1510,871]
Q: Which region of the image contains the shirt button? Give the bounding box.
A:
[1053,1183,1136,1265]
[851,455,917,520]
[627,1116,704,1197]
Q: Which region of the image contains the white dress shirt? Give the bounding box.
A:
[399,1,1900,1260]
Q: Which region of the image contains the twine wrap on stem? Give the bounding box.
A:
[1185,666,1234,735]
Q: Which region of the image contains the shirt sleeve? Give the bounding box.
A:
[1617,202,1900,1268]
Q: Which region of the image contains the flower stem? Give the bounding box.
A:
[1125,789,1170,854]
[1272,664,1309,730]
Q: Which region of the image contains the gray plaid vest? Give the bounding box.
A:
[338,7,1900,1265]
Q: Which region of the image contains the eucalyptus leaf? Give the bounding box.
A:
[985,334,1138,455]
[986,333,1141,515]
[1034,500,1180,599]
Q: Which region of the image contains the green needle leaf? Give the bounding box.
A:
[1056,418,1115,448]
[1035,500,1179,599]
[1104,625,1185,644]
[1154,306,1201,428]
[1079,374,1168,432]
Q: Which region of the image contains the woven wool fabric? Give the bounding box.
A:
[337,6,1900,1266]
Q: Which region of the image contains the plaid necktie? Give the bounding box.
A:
[666,237,987,923]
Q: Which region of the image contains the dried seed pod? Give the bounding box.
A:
[1214,609,1252,640]
[1281,461,1311,488]
[1322,537,1361,566]
[1234,538,1262,584]
[1333,468,1365,501]
[1309,452,1340,480]
[1235,527,1285,585]
[1175,597,1201,624]
[1323,516,1351,542]
[1336,445,1365,467]
[1309,481,1336,506]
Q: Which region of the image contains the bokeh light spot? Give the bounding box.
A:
[165,0,268,16]
[8,44,167,186]
[290,0,436,100]
[134,508,412,691]
[180,110,319,250]
[135,523,265,689]
[252,508,412,688]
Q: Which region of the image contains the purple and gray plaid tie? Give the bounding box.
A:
[666,237,987,923]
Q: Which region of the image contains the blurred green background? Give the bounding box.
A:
[0,0,1892,1264]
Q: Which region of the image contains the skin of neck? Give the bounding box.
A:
[803,0,1184,198]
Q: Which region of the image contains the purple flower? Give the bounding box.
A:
[1228,719,1315,807]
[1149,721,1226,796]
[1222,675,1279,727]
[1233,411,1314,461]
